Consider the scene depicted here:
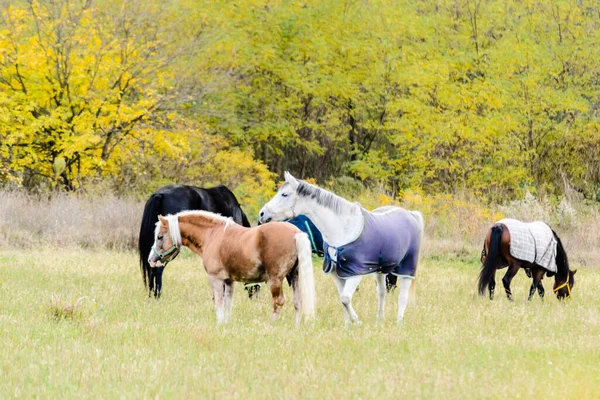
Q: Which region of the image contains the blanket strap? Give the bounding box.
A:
[304,220,318,253]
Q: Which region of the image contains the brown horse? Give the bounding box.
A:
[148,210,316,324]
[478,222,576,301]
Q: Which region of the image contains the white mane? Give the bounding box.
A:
[290,179,364,247]
[296,181,359,215]
[155,210,236,246]
[176,210,236,229]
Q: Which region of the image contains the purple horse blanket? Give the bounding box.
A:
[323,207,423,279]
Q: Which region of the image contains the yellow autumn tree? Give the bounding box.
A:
[0,0,198,189]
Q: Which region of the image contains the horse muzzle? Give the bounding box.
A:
[148,258,164,268]
[258,208,272,224]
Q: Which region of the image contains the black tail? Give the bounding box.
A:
[478,225,504,296]
[139,193,163,288]
[552,229,570,277]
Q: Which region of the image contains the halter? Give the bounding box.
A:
[553,273,571,298]
[150,243,180,265]
[264,195,298,220]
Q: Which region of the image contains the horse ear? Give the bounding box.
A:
[572,269,577,275]
[158,215,168,226]
[284,171,299,189]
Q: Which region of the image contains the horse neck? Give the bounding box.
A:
[177,217,221,255]
[295,197,363,247]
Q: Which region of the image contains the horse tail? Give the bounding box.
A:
[408,279,416,305]
[295,232,316,318]
[139,193,162,288]
[478,225,503,296]
[552,229,570,275]
[408,210,424,304]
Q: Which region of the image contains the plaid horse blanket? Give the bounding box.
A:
[497,218,557,273]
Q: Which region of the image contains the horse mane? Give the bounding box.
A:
[155,210,236,246]
[552,229,570,278]
[296,181,357,214]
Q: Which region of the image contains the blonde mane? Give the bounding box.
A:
[155,210,236,246]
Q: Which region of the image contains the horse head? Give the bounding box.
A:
[148,215,180,268]
[553,269,577,300]
[258,171,300,224]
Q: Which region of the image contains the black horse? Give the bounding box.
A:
[139,184,250,298]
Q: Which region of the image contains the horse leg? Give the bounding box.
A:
[208,277,226,323]
[397,278,413,323]
[528,282,536,301]
[532,267,545,301]
[340,276,362,325]
[269,278,285,322]
[375,273,386,321]
[148,268,155,298]
[223,280,234,323]
[331,273,351,324]
[288,268,303,326]
[489,275,496,300]
[386,274,398,293]
[154,266,164,298]
[502,262,521,301]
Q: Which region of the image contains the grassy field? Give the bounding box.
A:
[1,248,599,399]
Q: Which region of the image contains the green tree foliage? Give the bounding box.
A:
[198,0,600,200]
[2,0,600,202]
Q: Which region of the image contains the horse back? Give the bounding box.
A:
[213,222,300,282]
[194,185,250,227]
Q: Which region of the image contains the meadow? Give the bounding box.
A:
[3,1,600,397]
[1,246,599,399]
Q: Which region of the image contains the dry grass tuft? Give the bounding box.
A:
[47,295,87,321]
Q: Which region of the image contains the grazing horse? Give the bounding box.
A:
[148,211,316,324]
[138,184,250,298]
[478,218,576,301]
[258,172,424,325]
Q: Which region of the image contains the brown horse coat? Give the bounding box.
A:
[149,211,316,323]
[479,221,575,301]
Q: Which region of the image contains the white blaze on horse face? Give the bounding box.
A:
[259,178,298,223]
[148,217,169,268]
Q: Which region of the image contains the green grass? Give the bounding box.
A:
[1,248,598,399]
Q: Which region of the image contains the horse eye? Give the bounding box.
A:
[282,193,288,197]
[157,235,163,240]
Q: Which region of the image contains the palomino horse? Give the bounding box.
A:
[258,172,424,325]
[478,219,576,301]
[148,210,316,323]
[139,184,250,298]
[246,214,325,298]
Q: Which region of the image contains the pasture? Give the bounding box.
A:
[1,248,598,398]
